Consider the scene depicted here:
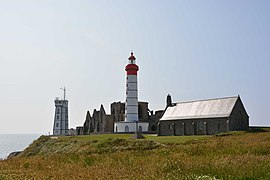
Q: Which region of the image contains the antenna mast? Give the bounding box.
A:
[60,87,66,100]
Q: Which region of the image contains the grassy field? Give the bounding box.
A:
[0,130,270,179]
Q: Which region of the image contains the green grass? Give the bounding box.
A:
[60,134,132,141]
[61,133,209,144]
[144,134,209,144]
[18,134,206,157]
[0,130,270,179]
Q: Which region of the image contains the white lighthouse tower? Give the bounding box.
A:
[114,52,149,133]
[53,87,69,136]
[125,52,139,122]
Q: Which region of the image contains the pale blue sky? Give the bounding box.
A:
[0,0,269,134]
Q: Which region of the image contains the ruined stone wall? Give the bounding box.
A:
[138,102,149,121]
[83,101,163,134]
[110,102,125,122]
[76,126,84,135]
[83,111,91,135]
[104,115,114,132]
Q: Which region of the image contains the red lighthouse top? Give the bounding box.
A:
[126,52,139,75]
[128,52,136,61]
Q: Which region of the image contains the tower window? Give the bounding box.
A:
[56,123,59,127]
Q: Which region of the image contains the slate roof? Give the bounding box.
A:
[160,96,238,121]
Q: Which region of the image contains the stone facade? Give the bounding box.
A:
[53,99,69,136]
[79,95,249,136]
[81,101,163,134]
[158,118,230,136]
[158,96,249,136]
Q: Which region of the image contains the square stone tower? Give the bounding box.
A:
[53,88,69,135]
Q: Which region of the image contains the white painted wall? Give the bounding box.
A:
[125,74,139,122]
[114,122,149,132]
[126,91,137,97]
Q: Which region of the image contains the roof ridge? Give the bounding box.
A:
[176,96,239,104]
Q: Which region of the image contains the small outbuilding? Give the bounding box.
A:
[158,96,249,136]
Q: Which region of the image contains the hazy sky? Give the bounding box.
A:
[0,0,269,134]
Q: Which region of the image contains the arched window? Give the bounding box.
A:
[125,126,129,132]
[139,126,142,132]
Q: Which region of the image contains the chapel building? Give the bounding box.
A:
[158,95,249,136]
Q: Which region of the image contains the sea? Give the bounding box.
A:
[0,134,41,159]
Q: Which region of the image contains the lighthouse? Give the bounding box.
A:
[114,52,149,133]
[125,52,139,122]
